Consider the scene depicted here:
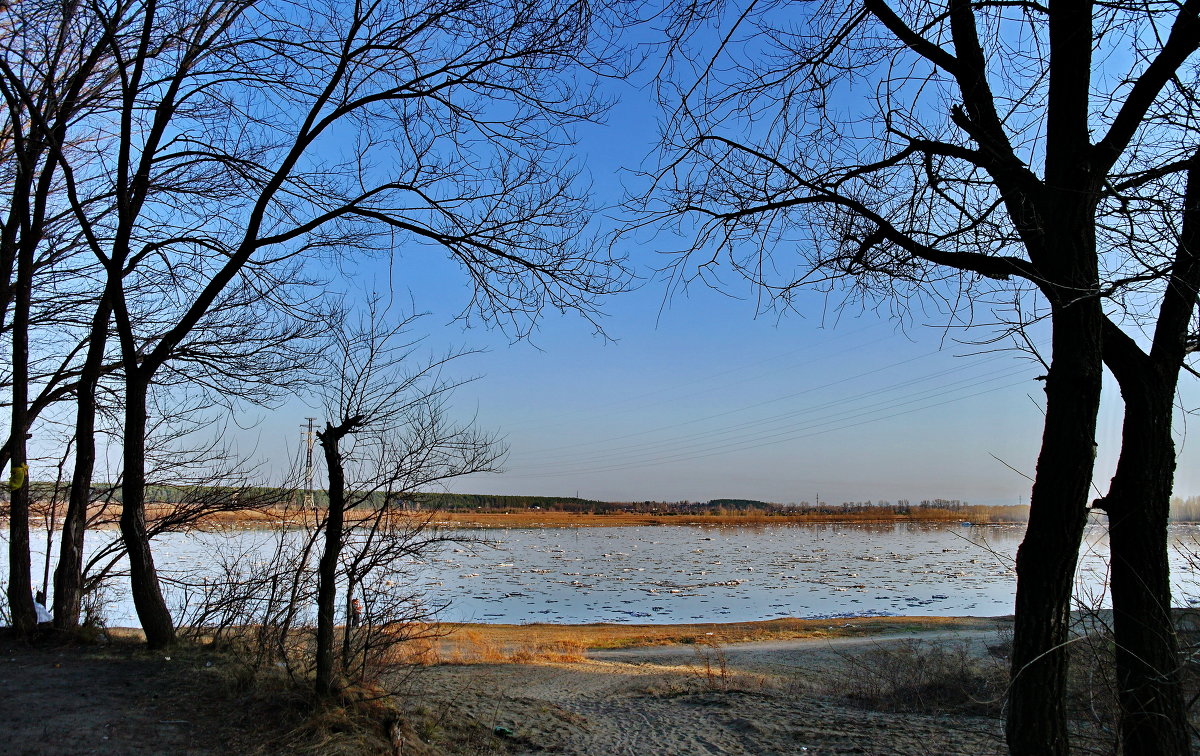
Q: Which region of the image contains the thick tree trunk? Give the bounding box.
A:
[1096,146,1200,756]
[341,590,355,668]
[53,297,112,629]
[1095,151,1200,755]
[1102,375,1189,756]
[315,428,348,697]
[1006,300,1103,756]
[119,376,175,647]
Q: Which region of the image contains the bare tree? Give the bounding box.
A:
[631,1,1200,752]
[0,0,122,633]
[2,0,626,646]
[1088,152,1200,753]
[312,305,503,696]
[41,387,307,617]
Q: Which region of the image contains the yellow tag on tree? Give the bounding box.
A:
[9,463,27,491]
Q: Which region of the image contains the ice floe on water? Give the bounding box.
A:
[390,522,1196,624]
[15,521,1200,627]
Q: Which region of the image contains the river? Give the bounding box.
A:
[11,521,1200,626]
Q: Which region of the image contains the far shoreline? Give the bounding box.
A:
[154,506,1033,529]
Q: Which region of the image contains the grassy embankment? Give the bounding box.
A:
[95,615,1007,666]
[21,486,1033,528]
[410,615,1009,664]
[152,505,1029,529]
[19,505,1027,530]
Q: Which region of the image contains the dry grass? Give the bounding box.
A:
[266,684,445,756]
[30,506,1021,530]
[360,616,1012,670]
[399,697,529,756]
[112,616,1007,665]
[395,629,589,665]
[193,636,444,756]
[86,616,1013,669]
[434,615,1005,654]
[832,638,1008,716]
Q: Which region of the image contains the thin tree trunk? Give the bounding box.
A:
[341,589,355,668]
[53,296,112,629]
[1006,300,1103,756]
[119,375,175,647]
[6,199,37,633]
[315,427,348,697]
[41,441,69,598]
[7,420,36,635]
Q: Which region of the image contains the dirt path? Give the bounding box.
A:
[0,636,289,756]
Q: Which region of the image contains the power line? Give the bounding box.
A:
[497,322,892,437]
[510,374,1032,479]
[519,364,1030,471]
[517,347,1038,468]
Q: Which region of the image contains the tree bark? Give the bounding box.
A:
[53,295,112,629]
[315,424,350,697]
[5,176,37,633]
[118,375,175,647]
[1102,371,1189,756]
[1093,148,1200,756]
[1006,299,1104,756]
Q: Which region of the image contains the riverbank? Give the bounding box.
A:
[133,506,1026,529]
[433,615,1007,660]
[3,616,1017,755]
[405,618,1016,755]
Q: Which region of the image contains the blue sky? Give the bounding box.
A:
[233,28,1200,508]
[253,253,1200,506]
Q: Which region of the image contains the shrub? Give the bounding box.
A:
[836,639,1006,716]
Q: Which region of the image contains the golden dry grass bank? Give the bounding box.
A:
[406,615,1007,664]
[22,505,1028,530]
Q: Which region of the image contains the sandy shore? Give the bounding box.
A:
[400,617,1013,755]
[2,616,1016,755]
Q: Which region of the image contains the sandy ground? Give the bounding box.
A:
[401,622,1013,755]
[0,618,1020,755]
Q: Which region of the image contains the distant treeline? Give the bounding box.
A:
[16,484,1200,523]
[17,483,294,506]
[1171,496,1200,522]
[363,493,1036,522]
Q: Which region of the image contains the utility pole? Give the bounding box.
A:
[302,418,316,508]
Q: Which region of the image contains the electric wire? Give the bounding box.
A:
[494,322,893,437]
[513,365,1033,478]
[511,373,1033,479]
[517,346,1043,468]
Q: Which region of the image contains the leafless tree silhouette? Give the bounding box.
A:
[630,1,1200,752]
[2,0,627,647]
[311,304,503,696]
